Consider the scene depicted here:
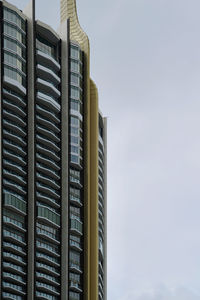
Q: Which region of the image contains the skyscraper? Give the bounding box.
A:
[0,0,107,299]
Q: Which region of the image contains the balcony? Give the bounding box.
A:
[37,64,60,84]
[70,218,83,236]
[36,49,60,71]
[36,92,60,113]
[37,78,60,100]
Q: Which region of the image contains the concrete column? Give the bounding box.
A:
[0,1,3,296]
[103,117,108,300]
[23,1,35,298]
[60,19,69,300]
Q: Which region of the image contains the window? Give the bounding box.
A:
[70,60,80,73]
[3,227,25,243]
[70,145,79,154]
[4,65,26,86]
[70,155,79,164]
[4,7,26,31]
[4,51,25,72]
[4,192,26,213]
[70,169,81,184]
[69,251,81,269]
[37,239,59,255]
[36,252,59,265]
[69,272,80,285]
[71,73,80,85]
[70,218,82,234]
[70,187,80,198]
[70,206,80,219]
[70,236,81,252]
[69,291,80,300]
[38,206,60,226]
[36,222,58,240]
[3,209,25,228]
[70,46,80,59]
[4,23,25,44]
[70,86,81,99]
[4,37,25,59]
[70,99,80,112]
[71,136,79,145]
[70,116,79,126]
[70,127,79,135]
[36,35,57,60]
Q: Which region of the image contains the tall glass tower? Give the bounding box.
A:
[0,0,107,299]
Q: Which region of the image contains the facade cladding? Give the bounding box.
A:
[0,1,107,300]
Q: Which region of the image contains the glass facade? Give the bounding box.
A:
[35,33,61,299]
[0,2,106,300]
[69,43,84,300]
[1,6,28,299]
[98,115,106,300]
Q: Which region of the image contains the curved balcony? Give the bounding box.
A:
[36,144,60,162]
[36,262,59,278]
[70,218,83,236]
[36,228,60,246]
[36,292,56,300]
[3,99,26,117]
[3,140,26,157]
[36,243,60,258]
[3,218,26,234]
[36,252,60,268]
[3,88,26,108]
[36,92,60,113]
[3,273,26,286]
[36,105,60,124]
[36,134,60,153]
[37,78,60,99]
[2,282,26,297]
[3,242,26,257]
[36,173,60,190]
[36,163,59,181]
[36,272,60,287]
[3,179,26,196]
[36,153,60,171]
[69,240,82,252]
[3,75,26,96]
[36,115,60,133]
[3,149,26,167]
[69,194,82,207]
[3,110,26,128]
[3,159,26,176]
[36,192,60,209]
[3,120,26,138]
[35,283,60,297]
[3,252,26,266]
[69,282,82,293]
[36,49,60,72]
[3,262,25,276]
[37,205,60,227]
[3,230,26,247]
[36,125,60,143]
[3,130,26,147]
[36,182,59,200]
[69,177,82,189]
[37,64,60,84]
[3,170,26,186]
[69,262,82,274]
[4,193,26,215]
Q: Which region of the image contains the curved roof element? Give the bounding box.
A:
[60,0,89,54]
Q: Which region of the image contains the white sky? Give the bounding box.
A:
[7,0,200,299]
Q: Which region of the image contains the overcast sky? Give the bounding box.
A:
[7,0,200,299]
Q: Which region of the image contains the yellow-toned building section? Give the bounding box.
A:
[60,1,99,299]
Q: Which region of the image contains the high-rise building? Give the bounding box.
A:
[0,0,107,299]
